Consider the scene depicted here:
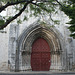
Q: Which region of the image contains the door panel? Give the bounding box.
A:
[31,53,41,71]
[31,58,41,71]
[31,53,41,59]
[32,38,50,52]
[41,52,50,71]
[31,38,51,71]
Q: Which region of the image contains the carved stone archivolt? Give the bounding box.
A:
[16,23,64,71]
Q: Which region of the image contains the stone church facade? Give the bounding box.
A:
[0,5,75,72]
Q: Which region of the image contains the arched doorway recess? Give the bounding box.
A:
[16,24,65,71]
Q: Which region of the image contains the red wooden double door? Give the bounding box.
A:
[31,38,51,71]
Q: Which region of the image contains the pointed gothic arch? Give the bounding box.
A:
[15,23,66,71]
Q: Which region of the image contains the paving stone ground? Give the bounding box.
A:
[0,72,75,75]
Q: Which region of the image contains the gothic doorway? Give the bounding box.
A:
[15,24,64,71]
[31,38,51,71]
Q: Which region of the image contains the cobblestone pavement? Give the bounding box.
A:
[0,72,75,75]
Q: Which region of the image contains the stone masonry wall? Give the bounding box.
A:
[0,26,9,71]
